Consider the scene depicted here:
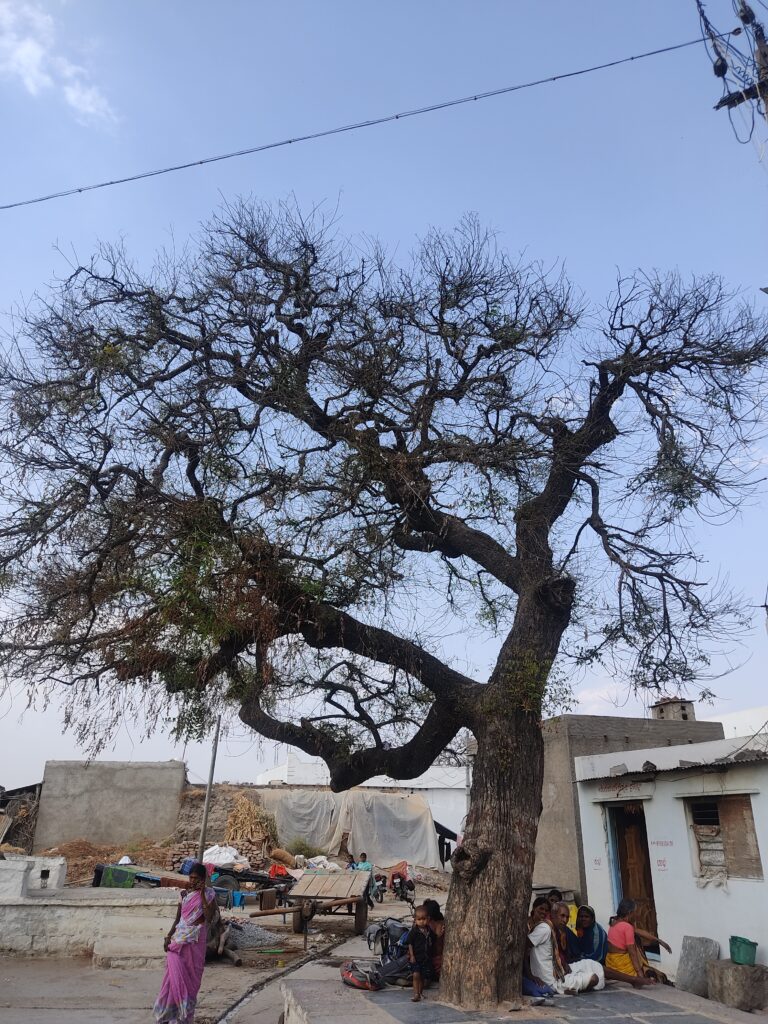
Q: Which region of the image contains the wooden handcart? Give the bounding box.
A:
[249,869,372,941]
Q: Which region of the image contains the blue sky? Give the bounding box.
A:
[0,1,767,788]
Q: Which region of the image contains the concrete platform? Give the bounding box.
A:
[0,887,447,1023]
[276,978,768,1024]
[92,912,169,968]
[226,923,768,1024]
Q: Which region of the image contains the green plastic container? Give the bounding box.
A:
[730,935,758,966]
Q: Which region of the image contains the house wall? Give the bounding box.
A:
[535,717,578,889]
[576,762,768,978]
[533,716,724,898]
[409,787,465,836]
[34,760,186,851]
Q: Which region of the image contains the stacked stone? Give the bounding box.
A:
[165,787,278,870]
[167,843,199,870]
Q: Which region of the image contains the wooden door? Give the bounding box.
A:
[611,803,658,946]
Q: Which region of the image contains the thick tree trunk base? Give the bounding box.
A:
[439,710,543,1009]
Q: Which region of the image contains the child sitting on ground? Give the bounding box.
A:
[405,905,435,1002]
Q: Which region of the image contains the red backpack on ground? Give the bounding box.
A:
[339,960,384,991]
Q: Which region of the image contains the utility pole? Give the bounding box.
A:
[197,714,222,861]
[698,1,768,125]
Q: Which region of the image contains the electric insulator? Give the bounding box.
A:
[713,55,728,77]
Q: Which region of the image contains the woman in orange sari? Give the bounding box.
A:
[605,899,671,986]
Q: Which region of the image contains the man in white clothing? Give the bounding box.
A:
[528,901,605,995]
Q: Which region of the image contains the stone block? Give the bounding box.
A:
[707,958,768,1011]
[676,935,720,997]
[16,855,68,890]
[0,859,32,898]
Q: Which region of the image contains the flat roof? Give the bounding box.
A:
[574,733,768,782]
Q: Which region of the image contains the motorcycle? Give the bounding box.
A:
[391,872,415,906]
[372,874,387,903]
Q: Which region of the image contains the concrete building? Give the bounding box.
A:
[533,709,723,896]
[575,733,768,978]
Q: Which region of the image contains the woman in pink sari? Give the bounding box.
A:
[154,863,217,1023]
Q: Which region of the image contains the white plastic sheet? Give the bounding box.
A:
[259,789,342,851]
[258,787,441,870]
[202,843,250,868]
[329,790,441,870]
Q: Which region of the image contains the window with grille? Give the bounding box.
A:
[690,800,720,826]
[687,795,763,880]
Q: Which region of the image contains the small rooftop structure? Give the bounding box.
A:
[650,697,696,722]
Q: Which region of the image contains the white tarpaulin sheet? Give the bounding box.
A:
[257,787,441,870]
[329,789,441,870]
[259,788,341,851]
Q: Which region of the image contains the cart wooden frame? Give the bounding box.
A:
[286,869,371,935]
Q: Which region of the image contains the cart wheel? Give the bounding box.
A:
[353,899,368,934]
[292,910,304,934]
[214,875,240,891]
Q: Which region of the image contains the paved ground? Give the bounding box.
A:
[228,938,768,1024]
[0,954,280,1024]
[346,987,765,1024]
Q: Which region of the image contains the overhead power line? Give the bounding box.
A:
[1,35,726,213]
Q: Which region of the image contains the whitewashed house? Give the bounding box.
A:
[575,734,768,977]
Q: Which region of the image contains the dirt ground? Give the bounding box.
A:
[0,955,252,1024]
[40,838,176,884]
[0,883,443,1024]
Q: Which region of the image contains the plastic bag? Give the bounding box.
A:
[202,844,249,868]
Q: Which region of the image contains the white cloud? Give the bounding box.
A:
[0,0,115,124]
[574,681,646,717]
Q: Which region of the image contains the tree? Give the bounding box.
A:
[0,203,766,1007]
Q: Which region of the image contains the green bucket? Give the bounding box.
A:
[730,935,758,966]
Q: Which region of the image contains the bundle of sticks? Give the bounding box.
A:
[225,795,278,865]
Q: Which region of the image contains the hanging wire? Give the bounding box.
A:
[0,33,737,213]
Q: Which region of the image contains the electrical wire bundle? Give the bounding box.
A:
[696,0,768,143]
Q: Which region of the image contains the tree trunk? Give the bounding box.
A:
[439,708,543,1009]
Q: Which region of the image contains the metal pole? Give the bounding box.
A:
[465,733,478,818]
[197,714,222,861]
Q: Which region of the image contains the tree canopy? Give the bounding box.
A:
[1,205,764,767]
[2,202,767,1005]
